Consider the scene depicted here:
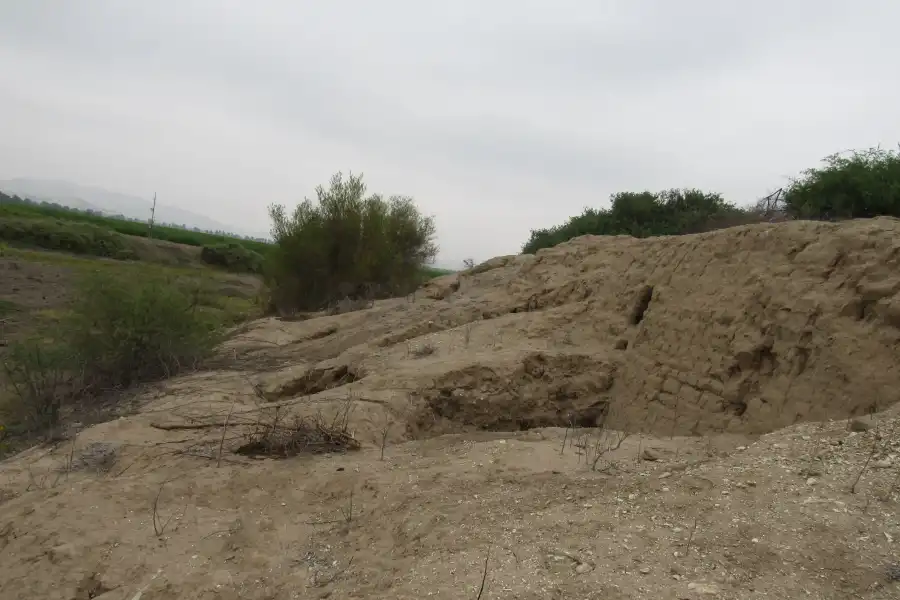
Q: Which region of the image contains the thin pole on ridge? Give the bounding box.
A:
[149,192,157,239]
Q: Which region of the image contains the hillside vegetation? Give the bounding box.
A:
[0,193,270,254]
[523,145,900,253]
[0,187,453,282]
[0,171,445,452]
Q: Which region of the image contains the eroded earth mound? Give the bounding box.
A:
[2,218,900,599]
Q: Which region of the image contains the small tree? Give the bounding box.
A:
[783,146,900,220]
[265,172,437,312]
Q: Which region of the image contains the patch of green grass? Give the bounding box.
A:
[3,246,260,328]
[0,216,138,259]
[0,299,21,317]
[4,245,200,276]
[421,266,455,279]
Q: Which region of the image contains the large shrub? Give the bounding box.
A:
[66,272,222,389]
[1,340,77,436]
[523,188,739,253]
[265,172,437,312]
[783,146,900,219]
[1,272,221,438]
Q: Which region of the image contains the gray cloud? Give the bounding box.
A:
[2,0,900,266]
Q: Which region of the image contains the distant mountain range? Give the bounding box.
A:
[0,178,260,238]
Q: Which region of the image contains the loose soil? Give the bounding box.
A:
[2,217,900,599]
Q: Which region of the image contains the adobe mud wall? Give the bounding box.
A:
[502,218,900,435]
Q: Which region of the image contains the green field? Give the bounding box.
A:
[0,195,271,254]
[0,192,457,281]
[421,265,455,278]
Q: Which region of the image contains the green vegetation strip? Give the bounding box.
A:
[0,192,270,254]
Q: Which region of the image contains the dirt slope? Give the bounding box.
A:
[1,218,900,599]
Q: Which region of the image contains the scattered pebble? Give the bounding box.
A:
[688,581,722,595]
[850,417,873,432]
[642,448,662,461]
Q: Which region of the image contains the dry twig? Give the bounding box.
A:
[217,402,236,467]
[475,546,491,600]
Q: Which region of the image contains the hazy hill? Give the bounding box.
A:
[0,178,244,236]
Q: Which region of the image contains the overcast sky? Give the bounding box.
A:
[1,1,899,267]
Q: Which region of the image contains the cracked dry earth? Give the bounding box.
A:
[2,217,900,599]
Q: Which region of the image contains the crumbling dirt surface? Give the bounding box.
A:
[2,218,900,599]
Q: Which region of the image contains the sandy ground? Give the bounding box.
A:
[2,217,900,599]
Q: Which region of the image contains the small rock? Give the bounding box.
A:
[850,417,873,432]
[642,448,662,461]
[575,563,593,574]
[49,543,77,561]
[639,566,651,574]
[687,582,722,595]
[806,477,818,486]
[873,458,893,469]
[659,472,672,479]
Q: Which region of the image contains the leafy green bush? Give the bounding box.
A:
[200,241,264,273]
[783,146,900,219]
[523,188,740,253]
[1,272,222,437]
[67,273,222,389]
[266,172,438,312]
[0,217,137,259]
